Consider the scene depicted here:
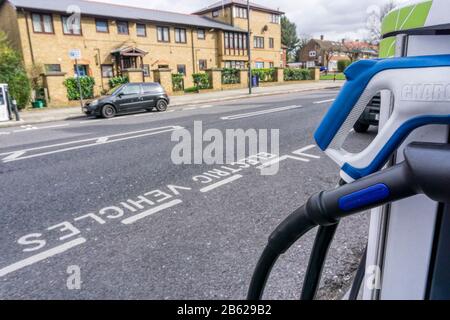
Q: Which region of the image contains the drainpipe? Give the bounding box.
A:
[22,9,35,65]
[247,0,252,94]
[191,28,196,74]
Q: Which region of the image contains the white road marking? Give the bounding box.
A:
[200,174,243,193]
[221,105,302,120]
[200,105,213,109]
[257,155,309,170]
[121,199,183,225]
[1,126,183,163]
[79,119,101,124]
[183,107,196,111]
[12,124,69,133]
[313,99,335,104]
[166,110,175,113]
[2,151,26,162]
[0,132,11,135]
[0,238,86,278]
[96,137,109,144]
[292,145,321,159]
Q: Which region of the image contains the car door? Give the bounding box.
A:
[141,83,160,108]
[115,83,142,112]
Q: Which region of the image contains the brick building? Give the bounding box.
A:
[0,0,283,105]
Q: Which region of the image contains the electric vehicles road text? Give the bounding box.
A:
[84,82,170,118]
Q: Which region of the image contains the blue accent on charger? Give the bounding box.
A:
[314,54,450,151]
[339,184,391,212]
[341,114,450,180]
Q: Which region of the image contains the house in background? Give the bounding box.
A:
[298,35,378,72]
[0,0,283,106]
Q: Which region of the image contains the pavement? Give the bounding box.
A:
[0,81,344,128]
[0,88,373,300]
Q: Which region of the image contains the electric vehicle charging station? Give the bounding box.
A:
[0,83,10,122]
[364,0,450,300]
[248,0,450,301]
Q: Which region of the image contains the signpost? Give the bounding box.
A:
[69,49,84,110]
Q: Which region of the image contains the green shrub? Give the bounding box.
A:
[337,60,352,72]
[222,68,240,84]
[172,73,185,92]
[184,86,199,93]
[108,76,129,88]
[284,68,311,81]
[0,31,31,109]
[192,73,210,89]
[63,76,95,100]
[251,68,275,82]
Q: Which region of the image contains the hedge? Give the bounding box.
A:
[172,73,184,91]
[284,68,312,81]
[192,73,210,89]
[63,76,95,100]
[251,68,275,82]
[108,76,129,88]
[222,68,240,84]
[0,31,31,109]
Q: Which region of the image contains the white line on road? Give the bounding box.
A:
[0,132,11,135]
[200,175,243,193]
[200,105,213,109]
[79,119,101,124]
[183,107,196,111]
[12,124,69,133]
[221,105,302,120]
[292,145,321,159]
[256,155,309,170]
[0,238,86,278]
[1,126,183,162]
[2,151,26,162]
[121,199,183,225]
[313,99,335,104]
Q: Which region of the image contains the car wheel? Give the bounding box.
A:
[101,104,116,118]
[156,99,168,112]
[354,121,370,133]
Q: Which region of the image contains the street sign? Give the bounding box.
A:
[69,49,82,60]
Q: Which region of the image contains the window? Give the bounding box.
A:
[142,83,160,93]
[198,59,207,71]
[121,84,141,95]
[143,65,150,77]
[158,64,169,69]
[197,29,206,40]
[117,21,129,34]
[269,38,274,49]
[212,10,220,17]
[309,51,317,57]
[224,61,245,69]
[157,26,170,42]
[74,64,88,77]
[177,64,186,75]
[234,7,248,19]
[136,24,147,37]
[269,62,274,68]
[31,13,54,33]
[45,64,61,73]
[270,14,280,24]
[175,28,186,43]
[101,65,114,78]
[255,62,264,69]
[96,19,109,33]
[62,16,81,35]
[224,32,247,55]
[254,36,264,49]
[0,90,4,105]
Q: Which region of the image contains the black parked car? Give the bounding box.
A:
[354,93,381,133]
[84,82,170,118]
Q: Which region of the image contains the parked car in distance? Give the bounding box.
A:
[84,82,170,118]
[354,93,381,133]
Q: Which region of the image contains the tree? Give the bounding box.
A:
[0,31,31,108]
[281,16,300,62]
[367,0,397,43]
[295,34,312,61]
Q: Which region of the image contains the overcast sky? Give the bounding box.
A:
[95,0,410,41]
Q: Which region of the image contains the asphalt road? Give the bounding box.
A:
[0,89,376,300]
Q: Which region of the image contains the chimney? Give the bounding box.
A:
[320,35,324,41]
[342,38,345,44]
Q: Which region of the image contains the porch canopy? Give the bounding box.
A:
[111,46,148,72]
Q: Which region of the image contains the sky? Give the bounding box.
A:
[95,0,411,41]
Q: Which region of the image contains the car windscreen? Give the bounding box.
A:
[108,85,124,96]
